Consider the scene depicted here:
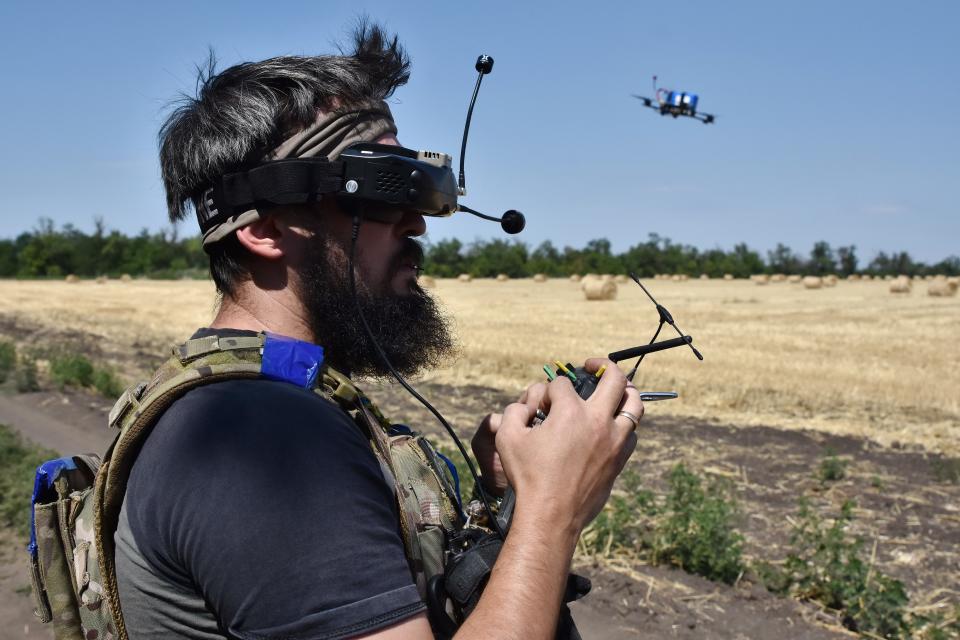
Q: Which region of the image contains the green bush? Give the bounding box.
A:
[0,340,15,384]
[92,367,125,399]
[0,424,58,538]
[650,463,746,584]
[580,469,656,557]
[818,448,847,483]
[50,353,94,389]
[14,354,39,392]
[769,499,913,638]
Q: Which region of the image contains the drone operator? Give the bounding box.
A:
[112,25,642,639]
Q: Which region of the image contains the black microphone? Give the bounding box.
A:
[457,204,526,234]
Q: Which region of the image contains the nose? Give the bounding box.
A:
[396,210,426,238]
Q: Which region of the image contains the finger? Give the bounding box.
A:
[519,382,548,412]
[613,387,644,434]
[583,358,627,411]
[500,402,536,432]
[542,375,577,413]
[615,433,638,473]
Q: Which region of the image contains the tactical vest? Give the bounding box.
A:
[28,332,464,640]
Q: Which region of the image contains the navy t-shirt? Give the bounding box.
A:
[114,330,424,639]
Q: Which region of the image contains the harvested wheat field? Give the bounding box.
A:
[1,277,958,455]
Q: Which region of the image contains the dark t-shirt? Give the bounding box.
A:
[114,330,424,639]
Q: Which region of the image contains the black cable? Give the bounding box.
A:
[458,71,485,192]
[626,320,664,382]
[348,217,506,540]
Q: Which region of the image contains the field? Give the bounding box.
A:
[1,276,959,638]
[1,276,957,454]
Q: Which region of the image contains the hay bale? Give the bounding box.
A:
[861,274,873,281]
[752,274,769,285]
[418,275,436,288]
[847,274,860,281]
[883,275,894,281]
[723,274,734,281]
[787,274,802,283]
[614,274,628,284]
[582,279,617,301]
[823,274,838,287]
[95,275,108,284]
[496,273,510,282]
[569,274,581,283]
[120,273,133,282]
[533,273,547,283]
[948,276,959,286]
[65,274,80,283]
[927,281,958,297]
[699,274,710,280]
[803,276,823,289]
[457,273,472,283]
[670,274,681,282]
[889,276,912,294]
[601,274,614,282]
[770,273,786,282]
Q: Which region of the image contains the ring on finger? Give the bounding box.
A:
[616,410,641,430]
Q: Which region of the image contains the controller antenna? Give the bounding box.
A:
[458,54,494,196]
[625,273,703,381]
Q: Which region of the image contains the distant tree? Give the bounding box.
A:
[767,243,803,274]
[808,241,835,276]
[836,245,858,276]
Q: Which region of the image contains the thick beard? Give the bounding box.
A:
[298,232,455,379]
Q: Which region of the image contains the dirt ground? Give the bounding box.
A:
[2,378,957,639]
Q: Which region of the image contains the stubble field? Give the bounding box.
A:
[1,276,957,455]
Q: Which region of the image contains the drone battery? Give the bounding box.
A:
[684,93,699,110]
[667,91,683,107]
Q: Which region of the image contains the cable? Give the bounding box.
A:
[348,217,506,540]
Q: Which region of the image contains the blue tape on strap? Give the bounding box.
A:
[435,451,465,519]
[28,457,78,558]
[261,333,324,389]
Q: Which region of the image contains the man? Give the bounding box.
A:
[116,24,642,639]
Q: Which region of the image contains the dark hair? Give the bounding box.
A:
[158,20,410,296]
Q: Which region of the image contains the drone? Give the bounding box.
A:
[632,75,716,124]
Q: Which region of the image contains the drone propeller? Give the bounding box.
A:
[631,94,656,109]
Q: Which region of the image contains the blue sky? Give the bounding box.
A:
[0,1,956,263]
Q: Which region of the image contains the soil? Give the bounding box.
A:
[1,378,957,638]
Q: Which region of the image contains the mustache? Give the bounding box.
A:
[391,238,425,272]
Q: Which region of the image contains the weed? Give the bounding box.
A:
[775,498,912,638]
[14,355,39,392]
[650,463,745,584]
[870,475,885,490]
[930,458,960,484]
[818,448,847,483]
[580,468,657,558]
[49,353,94,389]
[0,424,58,538]
[0,340,14,384]
[92,367,125,399]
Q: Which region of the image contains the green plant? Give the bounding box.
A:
[930,458,960,484]
[49,353,94,389]
[0,424,58,538]
[777,498,912,638]
[14,354,39,392]
[580,468,657,557]
[0,340,15,384]
[650,463,745,584]
[818,448,847,483]
[92,367,125,398]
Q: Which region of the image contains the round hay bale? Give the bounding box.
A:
[927,281,958,297]
[495,273,510,282]
[120,273,133,282]
[752,274,769,285]
[95,275,108,284]
[861,274,872,281]
[614,274,628,284]
[803,276,823,289]
[889,276,912,294]
[948,276,960,286]
[823,275,838,287]
[770,273,786,282]
[418,275,436,288]
[723,274,734,281]
[846,274,860,281]
[533,273,547,283]
[569,274,581,283]
[601,274,614,282]
[670,274,681,282]
[582,279,617,301]
[699,273,710,280]
[787,274,803,283]
[65,274,80,283]
[457,273,472,283]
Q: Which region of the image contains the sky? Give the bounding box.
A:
[0,1,956,264]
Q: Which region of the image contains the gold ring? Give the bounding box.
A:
[616,410,640,430]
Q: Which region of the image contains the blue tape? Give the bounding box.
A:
[435,451,465,519]
[261,333,324,389]
[28,457,78,558]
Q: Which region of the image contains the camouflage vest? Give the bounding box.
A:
[28,332,464,640]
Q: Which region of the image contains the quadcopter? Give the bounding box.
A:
[632,75,716,124]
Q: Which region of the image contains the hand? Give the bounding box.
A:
[472,383,549,497]
[493,359,642,533]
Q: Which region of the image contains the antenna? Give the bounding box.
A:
[458,55,494,196]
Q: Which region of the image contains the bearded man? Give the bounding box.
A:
[113,24,642,640]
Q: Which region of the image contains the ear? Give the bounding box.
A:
[235,217,285,260]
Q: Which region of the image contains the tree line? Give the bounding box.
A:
[1,219,957,279]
